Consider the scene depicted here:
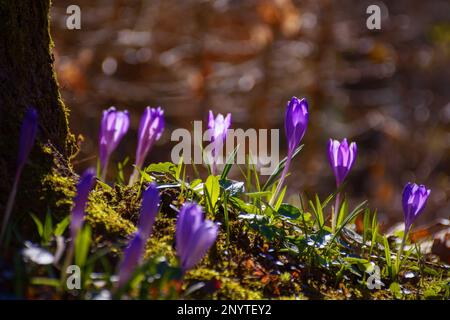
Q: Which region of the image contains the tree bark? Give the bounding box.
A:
[0,1,76,238]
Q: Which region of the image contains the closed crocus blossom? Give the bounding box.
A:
[207,111,231,175]
[70,168,96,240]
[327,138,357,231]
[129,107,165,185]
[402,183,431,231]
[269,97,308,206]
[137,183,161,239]
[1,108,38,244]
[99,107,130,180]
[285,97,309,155]
[176,203,218,272]
[327,138,357,186]
[117,232,146,288]
[397,183,431,269]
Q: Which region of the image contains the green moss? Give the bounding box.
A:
[86,189,136,240]
[186,268,263,300]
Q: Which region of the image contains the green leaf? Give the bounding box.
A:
[274,186,287,211]
[43,211,53,243]
[262,144,303,191]
[175,156,184,180]
[328,200,367,246]
[204,175,220,212]
[54,216,70,237]
[30,213,43,237]
[315,194,325,229]
[145,162,177,176]
[245,191,272,198]
[277,204,301,220]
[389,282,402,299]
[336,198,348,229]
[30,277,61,288]
[220,144,240,180]
[75,225,92,268]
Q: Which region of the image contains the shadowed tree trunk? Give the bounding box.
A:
[0,1,76,243]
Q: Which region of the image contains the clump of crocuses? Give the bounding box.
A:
[1,108,38,244]
[99,107,130,180]
[270,97,308,206]
[117,183,161,288]
[70,168,96,241]
[129,107,165,185]
[327,138,357,231]
[176,202,218,272]
[207,111,231,176]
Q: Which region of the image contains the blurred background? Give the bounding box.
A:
[50,0,450,228]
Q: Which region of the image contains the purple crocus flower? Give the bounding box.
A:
[327,138,357,187]
[70,168,96,240]
[137,183,161,239]
[1,108,38,244]
[129,107,165,185]
[176,202,218,272]
[398,183,431,264]
[285,97,309,155]
[269,97,308,206]
[99,107,130,180]
[117,232,146,288]
[207,111,231,175]
[117,183,161,288]
[402,183,431,231]
[327,138,357,231]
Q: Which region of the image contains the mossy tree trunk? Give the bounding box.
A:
[0,1,76,243]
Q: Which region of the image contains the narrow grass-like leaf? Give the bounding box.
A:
[54,216,70,237]
[262,145,303,191]
[221,144,240,180]
[30,213,43,238]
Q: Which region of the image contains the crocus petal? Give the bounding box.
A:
[138,183,161,239]
[175,202,218,272]
[135,107,165,169]
[17,108,38,169]
[70,168,96,239]
[327,138,357,186]
[99,107,130,172]
[402,182,431,229]
[117,233,145,288]
[285,97,309,154]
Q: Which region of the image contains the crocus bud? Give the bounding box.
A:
[327,138,357,186]
[70,168,96,240]
[117,232,146,288]
[18,108,38,170]
[285,97,308,155]
[207,111,231,175]
[176,202,218,272]
[135,107,165,170]
[99,107,130,179]
[402,183,431,230]
[137,183,161,239]
[269,97,308,206]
